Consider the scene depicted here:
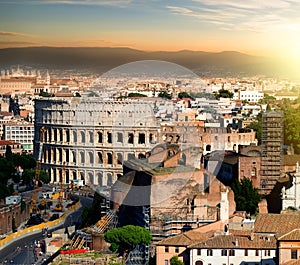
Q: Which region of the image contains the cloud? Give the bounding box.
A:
[0,0,133,7]
[0,31,32,37]
[167,0,300,33]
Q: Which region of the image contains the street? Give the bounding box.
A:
[0,194,93,265]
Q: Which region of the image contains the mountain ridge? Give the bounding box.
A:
[0,46,281,78]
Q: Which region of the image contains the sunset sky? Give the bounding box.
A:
[1,0,300,63]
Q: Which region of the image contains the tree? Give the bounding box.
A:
[231,177,262,215]
[178,92,193,99]
[39,170,50,184]
[170,255,184,265]
[258,93,276,105]
[246,112,262,144]
[280,99,300,153]
[128,93,147,97]
[214,88,233,99]
[158,91,172,100]
[5,145,13,161]
[104,225,152,263]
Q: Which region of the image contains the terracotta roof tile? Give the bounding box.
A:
[155,230,214,247]
[189,234,276,249]
[278,229,300,241]
[253,214,300,237]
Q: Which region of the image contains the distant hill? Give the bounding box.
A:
[0,46,283,78]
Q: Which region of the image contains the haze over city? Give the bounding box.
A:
[0,0,300,76]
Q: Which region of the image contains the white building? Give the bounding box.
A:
[281,162,300,210]
[189,234,276,265]
[2,121,34,153]
[233,90,264,103]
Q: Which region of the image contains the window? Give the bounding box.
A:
[97,132,103,143]
[89,131,93,143]
[197,249,201,256]
[128,133,134,144]
[175,247,179,253]
[255,249,259,256]
[207,249,213,256]
[244,249,248,256]
[117,132,123,143]
[97,152,103,164]
[81,131,85,143]
[291,250,297,259]
[165,246,169,253]
[107,173,113,186]
[229,249,235,256]
[107,153,113,165]
[221,249,227,256]
[164,260,168,265]
[117,153,123,165]
[107,132,112,143]
[138,133,145,144]
[265,250,271,256]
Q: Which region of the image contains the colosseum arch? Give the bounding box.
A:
[97,172,103,186]
[80,151,85,164]
[89,152,94,164]
[107,173,113,186]
[73,131,77,143]
[80,131,85,143]
[87,172,94,185]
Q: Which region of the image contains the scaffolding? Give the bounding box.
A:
[90,209,117,233]
[260,111,283,195]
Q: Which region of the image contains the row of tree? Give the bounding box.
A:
[0,146,50,201]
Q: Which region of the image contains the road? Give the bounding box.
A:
[0,194,93,265]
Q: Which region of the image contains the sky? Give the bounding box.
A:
[1,0,300,63]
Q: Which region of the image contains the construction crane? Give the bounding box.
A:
[54,161,65,212]
[30,126,46,215]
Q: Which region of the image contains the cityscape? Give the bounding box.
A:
[1,1,300,265]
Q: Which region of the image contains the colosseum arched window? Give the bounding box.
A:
[81,131,85,143]
[89,152,94,164]
[107,153,113,165]
[138,153,146,159]
[97,173,103,186]
[97,132,103,143]
[89,131,93,143]
[80,151,85,164]
[54,129,58,142]
[107,173,113,186]
[97,152,103,164]
[128,133,134,144]
[117,153,123,165]
[117,132,123,143]
[73,131,77,143]
[88,173,94,184]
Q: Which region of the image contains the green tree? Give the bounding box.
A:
[258,93,276,105]
[246,112,262,145]
[13,154,36,169]
[39,170,50,184]
[214,89,234,99]
[158,91,172,100]
[104,225,152,264]
[178,92,193,99]
[280,99,300,152]
[39,91,53,97]
[22,169,35,186]
[128,93,147,97]
[170,255,184,265]
[5,145,13,161]
[231,177,262,215]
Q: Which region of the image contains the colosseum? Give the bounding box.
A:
[34,97,160,186]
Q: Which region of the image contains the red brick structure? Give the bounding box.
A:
[0,199,30,235]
